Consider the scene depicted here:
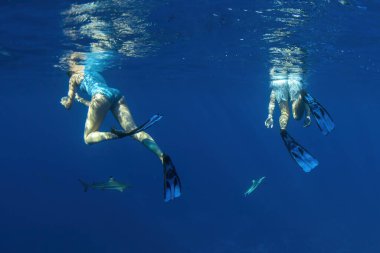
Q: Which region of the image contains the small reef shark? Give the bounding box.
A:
[79,177,130,192]
[244,176,266,197]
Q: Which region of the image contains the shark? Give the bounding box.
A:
[79,177,130,192]
[244,176,266,197]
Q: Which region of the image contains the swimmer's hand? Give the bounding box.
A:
[60,96,72,109]
[303,115,311,128]
[265,115,273,128]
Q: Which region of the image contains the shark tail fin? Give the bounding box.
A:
[79,179,89,192]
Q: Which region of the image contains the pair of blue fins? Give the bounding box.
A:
[281,92,335,172]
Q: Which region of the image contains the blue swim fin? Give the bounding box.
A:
[281,130,319,173]
[303,93,335,135]
[111,114,163,137]
[163,154,182,202]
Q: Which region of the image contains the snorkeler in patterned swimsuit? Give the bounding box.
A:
[264,67,334,172]
[60,60,181,202]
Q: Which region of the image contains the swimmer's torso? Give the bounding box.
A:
[78,71,121,103]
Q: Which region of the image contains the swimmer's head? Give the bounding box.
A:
[66,70,73,77]
[68,52,86,70]
[70,52,86,62]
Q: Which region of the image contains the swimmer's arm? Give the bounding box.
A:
[61,74,82,109]
[75,93,90,107]
[268,90,276,117]
[265,90,276,128]
[66,75,79,105]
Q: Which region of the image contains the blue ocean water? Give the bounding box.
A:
[0,0,379,252]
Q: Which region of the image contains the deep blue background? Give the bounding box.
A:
[0,1,379,252]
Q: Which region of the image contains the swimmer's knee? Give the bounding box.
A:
[83,135,92,145]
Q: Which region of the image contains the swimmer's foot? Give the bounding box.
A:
[111,114,163,138]
[163,154,182,202]
[302,92,334,135]
[280,130,319,173]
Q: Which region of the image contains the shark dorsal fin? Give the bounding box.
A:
[109,176,114,182]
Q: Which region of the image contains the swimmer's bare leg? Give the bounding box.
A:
[112,97,164,161]
[84,94,119,144]
[292,94,311,127]
[279,101,290,130]
[304,103,311,127]
[292,94,305,120]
